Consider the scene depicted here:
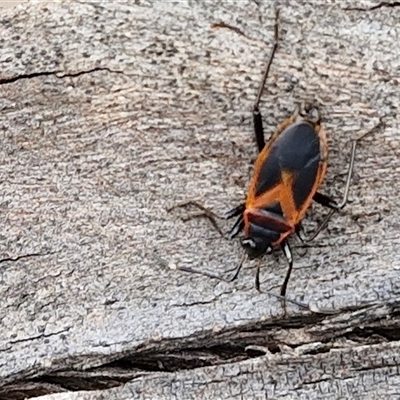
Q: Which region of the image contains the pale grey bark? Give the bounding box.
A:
[0,1,399,399]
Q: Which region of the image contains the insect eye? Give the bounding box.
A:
[299,102,321,125]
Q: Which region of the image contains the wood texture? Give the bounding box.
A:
[0,1,399,399]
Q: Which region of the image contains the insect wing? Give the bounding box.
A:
[251,121,323,214]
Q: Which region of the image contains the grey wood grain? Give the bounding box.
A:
[0,1,399,399]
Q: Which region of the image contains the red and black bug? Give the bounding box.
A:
[224,9,357,296]
[225,108,356,296]
[167,9,363,299]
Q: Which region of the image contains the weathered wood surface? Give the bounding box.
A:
[0,1,399,399]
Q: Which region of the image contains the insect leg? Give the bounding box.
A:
[313,140,357,211]
[224,203,245,238]
[295,211,335,243]
[255,261,261,292]
[253,8,279,152]
[280,240,293,297]
[167,200,224,236]
[228,216,244,239]
[152,253,230,282]
[228,250,246,281]
[295,222,307,242]
[224,203,245,219]
[300,140,357,242]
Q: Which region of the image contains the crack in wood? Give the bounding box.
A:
[344,1,400,11]
[7,327,71,345]
[0,67,124,85]
[0,252,45,265]
[2,301,400,398]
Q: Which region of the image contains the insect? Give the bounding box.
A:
[169,8,367,298]
[223,9,358,296]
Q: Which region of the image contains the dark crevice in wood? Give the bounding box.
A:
[0,252,46,265]
[2,303,400,399]
[57,68,125,79]
[7,327,71,346]
[344,326,400,342]
[0,383,67,400]
[0,68,124,85]
[344,2,400,11]
[211,22,247,37]
[0,70,60,85]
